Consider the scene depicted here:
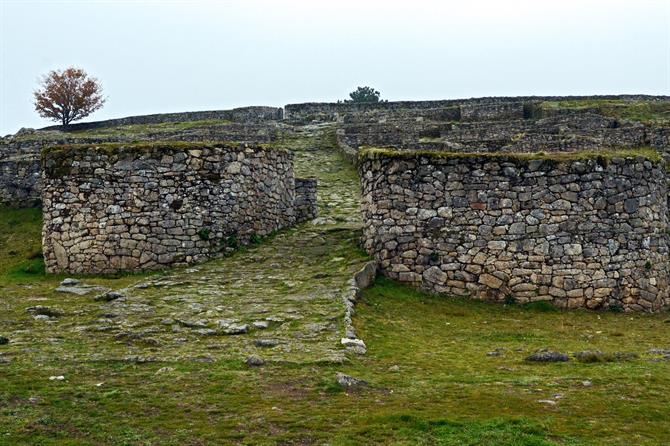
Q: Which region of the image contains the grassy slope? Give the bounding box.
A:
[1,206,669,445]
[2,113,670,444]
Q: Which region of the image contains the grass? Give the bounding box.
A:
[540,100,670,125]
[2,267,669,444]
[42,140,275,159]
[10,119,235,142]
[2,123,670,444]
[359,146,663,164]
[0,206,45,282]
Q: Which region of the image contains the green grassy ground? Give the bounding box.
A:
[2,123,670,445]
[1,206,669,445]
[539,100,670,125]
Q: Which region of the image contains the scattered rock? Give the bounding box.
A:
[56,284,108,296]
[538,399,557,406]
[335,372,368,389]
[341,337,366,354]
[34,315,51,321]
[60,278,80,286]
[49,375,65,381]
[26,306,63,318]
[195,329,217,336]
[176,319,208,329]
[95,291,125,302]
[255,339,279,347]
[246,355,265,367]
[388,365,400,373]
[581,380,593,387]
[222,323,249,335]
[487,347,505,357]
[155,367,175,374]
[311,217,336,226]
[252,320,269,329]
[525,351,570,362]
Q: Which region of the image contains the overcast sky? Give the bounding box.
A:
[1,0,669,135]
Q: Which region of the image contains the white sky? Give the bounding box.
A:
[1,0,669,135]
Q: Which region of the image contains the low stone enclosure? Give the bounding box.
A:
[3,95,670,207]
[41,142,317,274]
[359,148,670,312]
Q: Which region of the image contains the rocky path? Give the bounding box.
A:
[2,125,369,364]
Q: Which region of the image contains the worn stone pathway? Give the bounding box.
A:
[3,125,369,364]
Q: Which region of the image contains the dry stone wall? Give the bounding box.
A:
[360,149,670,312]
[42,142,316,274]
[39,106,283,132]
[294,178,318,222]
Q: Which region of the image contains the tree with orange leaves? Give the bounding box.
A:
[33,67,106,127]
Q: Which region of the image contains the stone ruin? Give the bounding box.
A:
[41,142,317,274]
[3,94,670,311]
[359,149,669,312]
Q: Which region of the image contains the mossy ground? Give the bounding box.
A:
[1,125,670,445]
[539,100,670,125]
[10,119,236,143]
[360,146,662,164]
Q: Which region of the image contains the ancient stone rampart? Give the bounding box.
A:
[294,178,318,222]
[42,142,316,274]
[359,148,669,312]
[0,154,41,206]
[0,120,285,206]
[284,95,670,123]
[39,106,283,132]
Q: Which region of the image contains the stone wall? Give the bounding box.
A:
[294,178,318,222]
[42,142,316,274]
[0,120,286,206]
[284,95,670,123]
[39,106,283,132]
[0,154,41,207]
[359,149,669,312]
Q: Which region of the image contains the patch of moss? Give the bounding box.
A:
[359,146,663,164]
[41,141,285,178]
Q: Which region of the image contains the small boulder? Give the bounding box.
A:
[60,278,80,286]
[26,306,63,318]
[246,355,265,367]
[95,291,124,302]
[335,372,368,389]
[255,339,279,348]
[252,320,269,330]
[222,324,249,335]
[525,351,569,363]
[341,337,366,354]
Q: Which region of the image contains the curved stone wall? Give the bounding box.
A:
[359,149,670,312]
[42,142,316,274]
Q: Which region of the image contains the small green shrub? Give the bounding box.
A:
[609,302,624,313]
[197,228,211,241]
[225,235,239,249]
